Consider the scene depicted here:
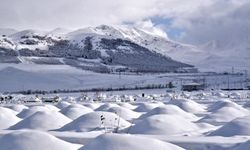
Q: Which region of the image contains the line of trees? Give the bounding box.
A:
[9,82,175,95]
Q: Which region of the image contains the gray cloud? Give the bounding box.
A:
[173,0,250,45]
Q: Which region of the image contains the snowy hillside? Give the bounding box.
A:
[1,25,248,73]
[0,25,194,73]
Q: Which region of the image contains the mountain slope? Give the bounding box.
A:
[0,25,195,73]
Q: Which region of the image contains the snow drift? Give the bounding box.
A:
[10,111,71,131]
[58,111,131,132]
[0,107,21,129]
[80,133,185,150]
[209,116,250,137]
[0,130,81,150]
[129,114,199,135]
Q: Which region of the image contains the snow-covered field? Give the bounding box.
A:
[1,90,250,150]
[0,63,247,92]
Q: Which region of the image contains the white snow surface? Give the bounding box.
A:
[9,110,72,131]
[0,130,81,150]
[80,133,185,150]
[0,91,250,150]
[0,107,21,129]
[129,114,199,135]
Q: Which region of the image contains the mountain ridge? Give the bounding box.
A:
[0,25,196,73]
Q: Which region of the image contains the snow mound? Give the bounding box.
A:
[0,106,18,114]
[140,105,198,121]
[44,104,60,111]
[134,103,160,112]
[95,103,120,111]
[168,99,206,114]
[209,116,250,137]
[198,106,249,125]
[56,101,71,109]
[129,114,199,135]
[233,140,250,150]
[0,107,21,129]
[83,103,101,110]
[107,107,141,121]
[17,106,51,118]
[208,100,244,112]
[0,130,80,150]
[58,111,131,132]
[80,133,185,150]
[118,103,137,110]
[60,104,93,120]
[10,111,71,131]
[7,105,28,113]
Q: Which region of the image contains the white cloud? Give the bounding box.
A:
[0,0,209,30]
[133,20,168,38]
[0,0,249,46]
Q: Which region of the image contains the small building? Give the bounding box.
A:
[41,96,60,103]
[182,83,205,92]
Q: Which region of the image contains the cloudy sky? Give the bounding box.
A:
[0,0,249,45]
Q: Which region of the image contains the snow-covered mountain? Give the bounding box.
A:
[196,39,250,72]
[0,25,196,73]
[0,25,249,73]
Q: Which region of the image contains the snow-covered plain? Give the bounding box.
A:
[0,63,247,92]
[1,90,250,150]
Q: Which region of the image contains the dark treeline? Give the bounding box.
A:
[8,82,174,95]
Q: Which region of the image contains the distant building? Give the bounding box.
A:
[182,83,205,91]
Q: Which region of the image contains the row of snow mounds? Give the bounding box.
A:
[0,130,81,150]
[167,99,206,114]
[209,116,250,137]
[59,102,142,121]
[16,104,65,119]
[129,114,200,135]
[80,133,185,150]
[199,100,249,125]
[139,105,199,121]
[58,111,131,132]
[60,104,93,120]
[9,110,72,131]
[0,107,21,129]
